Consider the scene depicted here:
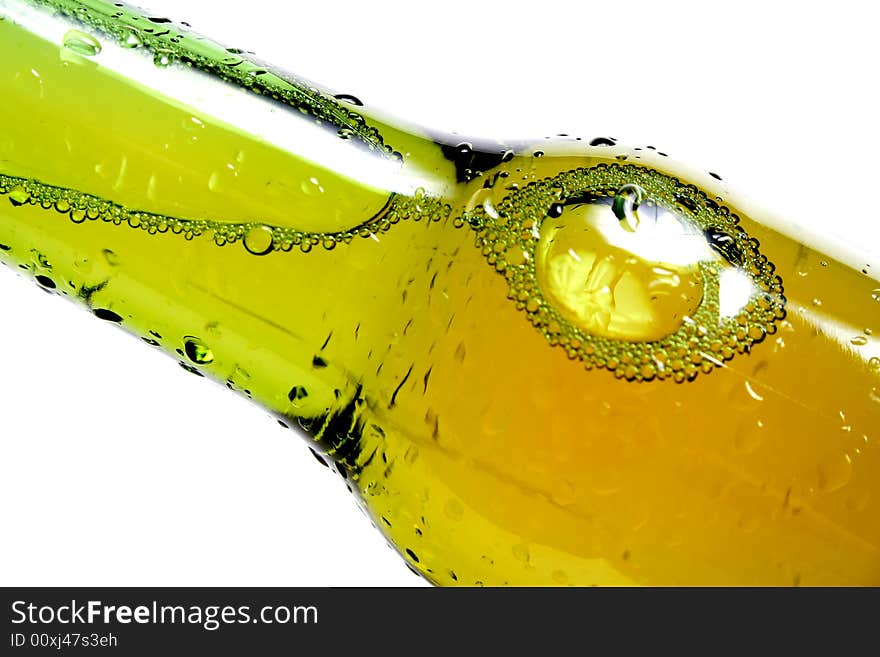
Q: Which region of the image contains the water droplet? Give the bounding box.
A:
[120,28,142,48]
[35,275,55,289]
[287,385,309,407]
[62,30,101,57]
[31,250,51,270]
[482,196,499,220]
[512,544,531,564]
[153,50,173,67]
[455,142,472,157]
[8,185,30,206]
[551,570,569,584]
[102,249,119,266]
[94,308,122,323]
[547,202,563,218]
[817,452,852,493]
[207,172,220,192]
[243,225,274,256]
[183,336,214,365]
[612,183,646,232]
[334,93,363,106]
[851,335,868,346]
[744,381,764,402]
[735,418,765,453]
[301,177,324,195]
[845,489,870,512]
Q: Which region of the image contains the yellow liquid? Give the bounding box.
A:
[1,0,879,585]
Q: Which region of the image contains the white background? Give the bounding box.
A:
[1,0,878,586]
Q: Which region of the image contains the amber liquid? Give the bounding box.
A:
[1,0,878,585]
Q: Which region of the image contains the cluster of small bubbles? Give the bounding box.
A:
[463,163,785,382]
[0,173,451,256]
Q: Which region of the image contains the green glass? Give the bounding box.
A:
[1,0,878,585]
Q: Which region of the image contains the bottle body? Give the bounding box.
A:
[1,0,878,585]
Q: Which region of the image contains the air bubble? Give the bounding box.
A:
[62,30,101,57]
[243,225,274,256]
[504,245,527,266]
[851,335,868,347]
[871,289,880,302]
[536,187,704,342]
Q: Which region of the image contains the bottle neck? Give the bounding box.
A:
[0,0,452,241]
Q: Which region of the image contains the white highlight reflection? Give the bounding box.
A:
[718,268,756,318]
[2,1,440,198]
[588,204,715,267]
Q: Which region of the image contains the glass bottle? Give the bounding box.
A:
[1,0,878,585]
